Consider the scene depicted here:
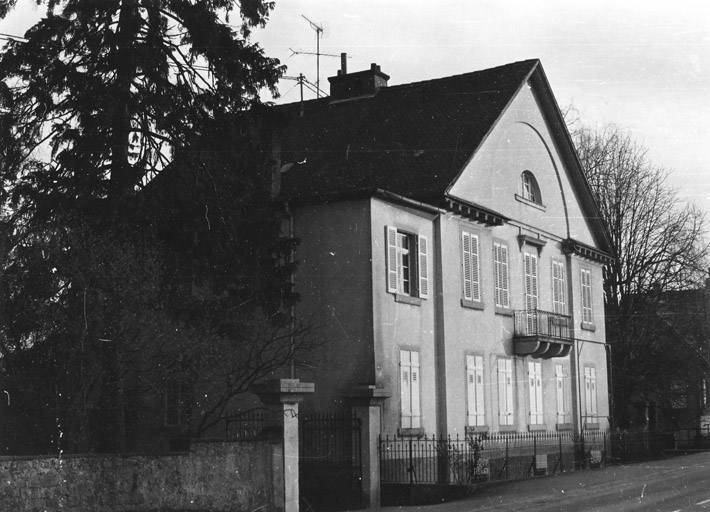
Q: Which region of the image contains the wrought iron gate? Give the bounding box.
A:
[299,413,362,512]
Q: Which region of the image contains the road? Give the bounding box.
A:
[380,451,710,512]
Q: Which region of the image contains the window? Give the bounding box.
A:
[165,366,193,427]
[498,358,514,426]
[555,364,571,425]
[494,242,510,308]
[581,268,593,325]
[670,380,688,409]
[552,260,567,314]
[528,361,543,425]
[521,171,542,204]
[584,366,598,424]
[461,230,481,302]
[466,355,485,427]
[524,252,539,332]
[387,226,429,299]
[400,349,421,429]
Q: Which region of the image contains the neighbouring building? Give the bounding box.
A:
[274,58,613,440]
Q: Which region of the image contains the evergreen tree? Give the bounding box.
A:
[0,1,309,454]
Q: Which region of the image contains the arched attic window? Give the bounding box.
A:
[520,171,542,205]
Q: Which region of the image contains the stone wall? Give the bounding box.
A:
[0,439,281,512]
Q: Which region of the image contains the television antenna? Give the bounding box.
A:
[300,15,326,98]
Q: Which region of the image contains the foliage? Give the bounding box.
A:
[572,123,710,428]
[0,1,310,454]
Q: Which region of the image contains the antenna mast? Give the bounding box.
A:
[301,15,324,98]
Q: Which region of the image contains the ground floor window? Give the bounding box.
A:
[498,358,514,426]
[400,349,421,429]
[584,366,598,424]
[528,361,543,425]
[466,355,485,426]
[555,364,571,424]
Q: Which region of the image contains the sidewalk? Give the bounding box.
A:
[375,451,710,512]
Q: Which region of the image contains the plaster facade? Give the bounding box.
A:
[285,62,611,441]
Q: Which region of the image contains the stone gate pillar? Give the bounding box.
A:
[347,385,390,509]
[253,379,314,512]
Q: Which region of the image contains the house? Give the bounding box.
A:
[624,285,710,438]
[274,58,613,443]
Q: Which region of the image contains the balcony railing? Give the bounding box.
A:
[513,309,573,358]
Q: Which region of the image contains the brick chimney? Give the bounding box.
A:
[328,54,389,101]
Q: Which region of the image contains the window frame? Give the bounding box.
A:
[400,349,422,430]
[555,364,572,425]
[521,171,542,204]
[552,260,567,315]
[466,355,485,427]
[494,241,510,309]
[461,229,482,304]
[165,367,193,428]
[497,357,514,426]
[528,361,544,425]
[581,267,594,327]
[387,226,429,300]
[583,366,599,425]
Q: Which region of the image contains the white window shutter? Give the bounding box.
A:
[471,234,480,301]
[462,232,472,300]
[411,351,421,427]
[400,350,412,428]
[386,226,398,293]
[501,245,509,307]
[498,358,513,426]
[467,355,485,426]
[418,235,429,299]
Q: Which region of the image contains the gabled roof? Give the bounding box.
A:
[277,59,537,204]
[276,59,612,255]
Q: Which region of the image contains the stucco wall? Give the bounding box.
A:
[292,198,375,410]
[0,440,278,512]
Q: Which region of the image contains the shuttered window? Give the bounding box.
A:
[466,355,485,427]
[494,242,510,308]
[498,358,514,426]
[528,361,543,425]
[581,268,593,324]
[386,226,429,299]
[555,364,571,424]
[524,252,539,333]
[400,350,422,429]
[552,260,566,314]
[584,366,598,424]
[461,231,481,302]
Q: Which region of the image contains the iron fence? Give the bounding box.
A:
[380,429,675,485]
[224,410,265,440]
[670,427,710,449]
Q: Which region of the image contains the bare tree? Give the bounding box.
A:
[573,123,710,428]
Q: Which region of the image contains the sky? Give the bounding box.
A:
[1,0,709,214]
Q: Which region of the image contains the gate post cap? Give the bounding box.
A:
[252,378,315,405]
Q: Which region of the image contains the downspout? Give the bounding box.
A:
[285,203,296,379]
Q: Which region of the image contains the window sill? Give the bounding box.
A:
[584,423,601,430]
[498,425,517,433]
[556,423,573,431]
[528,424,547,432]
[495,306,513,317]
[398,428,425,438]
[515,194,546,211]
[461,299,484,310]
[465,425,489,435]
[395,294,422,306]
[581,322,596,332]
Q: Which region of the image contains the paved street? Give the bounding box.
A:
[379,452,710,512]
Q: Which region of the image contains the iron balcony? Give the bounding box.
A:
[513,309,573,358]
